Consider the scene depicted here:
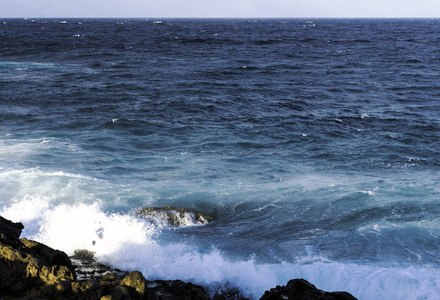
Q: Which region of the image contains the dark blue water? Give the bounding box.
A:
[1,18,440,299]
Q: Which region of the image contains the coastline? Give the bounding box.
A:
[0,215,357,300]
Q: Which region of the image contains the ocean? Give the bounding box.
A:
[1,18,440,299]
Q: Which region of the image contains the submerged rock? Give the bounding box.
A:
[260,278,357,300]
[135,206,213,227]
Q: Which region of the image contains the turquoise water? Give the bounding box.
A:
[1,19,440,299]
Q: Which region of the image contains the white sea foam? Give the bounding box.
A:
[0,137,84,166]
[1,198,276,297]
[2,195,440,299]
[361,190,375,195]
[0,167,102,206]
[275,260,440,300]
[1,146,439,299]
[34,203,154,256]
[0,137,55,156]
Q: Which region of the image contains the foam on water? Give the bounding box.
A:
[2,196,440,299]
[0,165,439,299]
[3,19,440,300]
[0,164,438,299]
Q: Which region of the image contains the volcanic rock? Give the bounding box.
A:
[0,218,75,297]
[135,206,213,227]
[0,215,24,245]
[260,278,357,300]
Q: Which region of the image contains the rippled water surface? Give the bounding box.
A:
[1,19,440,299]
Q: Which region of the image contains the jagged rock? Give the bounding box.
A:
[20,238,74,272]
[121,271,147,299]
[71,249,127,281]
[38,280,72,300]
[112,284,132,300]
[68,272,210,300]
[145,279,210,300]
[71,280,96,297]
[135,206,213,227]
[0,215,24,246]
[260,279,357,300]
[212,286,249,300]
[0,233,76,296]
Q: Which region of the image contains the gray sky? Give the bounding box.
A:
[2,0,440,18]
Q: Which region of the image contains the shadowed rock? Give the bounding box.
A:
[0,219,76,296]
[260,278,357,300]
[0,215,24,246]
[144,279,210,300]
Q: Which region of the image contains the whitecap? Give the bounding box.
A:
[360,190,374,195]
[2,197,440,300]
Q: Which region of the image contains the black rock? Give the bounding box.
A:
[260,279,357,300]
[144,279,210,300]
[0,215,24,245]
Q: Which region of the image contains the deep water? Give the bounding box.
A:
[1,18,440,299]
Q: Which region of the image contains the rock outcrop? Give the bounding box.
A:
[0,215,357,300]
[260,279,357,300]
[68,271,211,300]
[0,215,24,244]
[0,216,75,297]
[135,206,213,227]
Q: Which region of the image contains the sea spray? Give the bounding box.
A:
[2,196,439,299]
[2,18,440,300]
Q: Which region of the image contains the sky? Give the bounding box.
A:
[1,0,440,18]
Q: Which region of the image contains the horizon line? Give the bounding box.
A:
[1,16,440,19]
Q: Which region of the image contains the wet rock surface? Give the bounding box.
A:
[135,206,213,227]
[71,249,128,281]
[0,215,357,300]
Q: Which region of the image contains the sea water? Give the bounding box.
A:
[1,18,440,299]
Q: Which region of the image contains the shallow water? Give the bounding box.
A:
[1,18,440,299]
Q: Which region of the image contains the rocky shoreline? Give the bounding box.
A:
[0,215,357,300]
